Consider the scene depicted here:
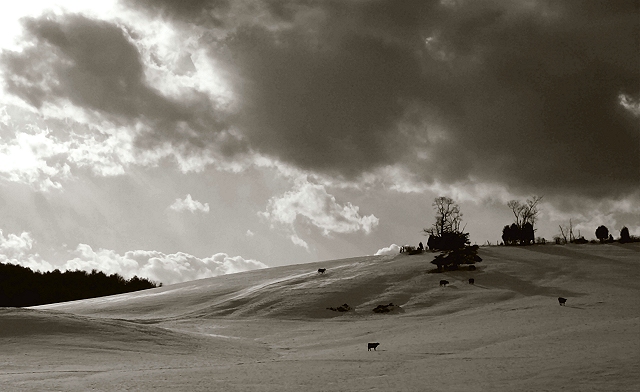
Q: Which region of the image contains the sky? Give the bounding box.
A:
[0,0,638,285]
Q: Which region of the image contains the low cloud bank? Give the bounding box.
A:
[64,245,267,285]
[0,228,266,285]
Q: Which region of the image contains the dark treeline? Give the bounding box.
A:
[0,262,159,307]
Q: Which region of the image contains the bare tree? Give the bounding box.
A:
[506,196,542,245]
[558,219,575,244]
[507,196,543,229]
[507,200,525,228]
[424,196,463,237]
[558,225,568,244]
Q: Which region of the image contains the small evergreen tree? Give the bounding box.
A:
[620,227,631,243]
[431,245,482,271]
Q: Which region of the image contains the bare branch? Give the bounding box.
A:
[508,196,543,229]
[426,196,463,236]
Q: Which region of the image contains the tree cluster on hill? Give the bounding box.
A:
[502,222,535,246]
[502,196,542,246]
[554,223,638,245]
[0,262,159,307]
[424,197,482,271]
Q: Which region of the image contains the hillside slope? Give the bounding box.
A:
[3,244,638,391]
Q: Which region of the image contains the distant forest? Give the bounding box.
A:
[0,262,159,307]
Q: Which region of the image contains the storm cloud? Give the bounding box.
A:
[3,1,639,201]
[133,0,639,198]
[0,12,233,154]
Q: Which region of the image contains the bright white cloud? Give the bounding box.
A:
[65,245,267,285]
[0,128,71,190]
[374,244,401,256]
[0,116,143,190]
[0,106,9,125]
[619,93,640,117]
[0,109,231,190]
[168,194,210,214]
[290,234,309,251]
[65,127,138,176]
[262,178,379,236]
[0,229,53,271]
[0,229,34,256]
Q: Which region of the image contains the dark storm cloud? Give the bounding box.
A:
[219,24,424,176]
[0,13,231,152]
[428,0,640,197]
[213,0,447,177]
[200,0,638,197]
[4,2,638,199]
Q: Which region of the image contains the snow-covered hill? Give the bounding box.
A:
[2,244,638,391]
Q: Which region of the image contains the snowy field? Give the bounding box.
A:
[2,243,639,391]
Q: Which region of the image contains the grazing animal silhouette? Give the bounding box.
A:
[440,280,449,287]
[558,297,567,306]
[469,278,474,285]
[317,268,326,274]
[368,342,380,351]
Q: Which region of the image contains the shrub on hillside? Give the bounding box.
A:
[327,303,351,312]
[372,303,402,313]
[431,245,482,272]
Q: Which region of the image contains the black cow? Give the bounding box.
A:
[558,297,567,306]
[469,278,474,285]
[368,342,380,351]
[318,268,326,274]
[440,280,449,287]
